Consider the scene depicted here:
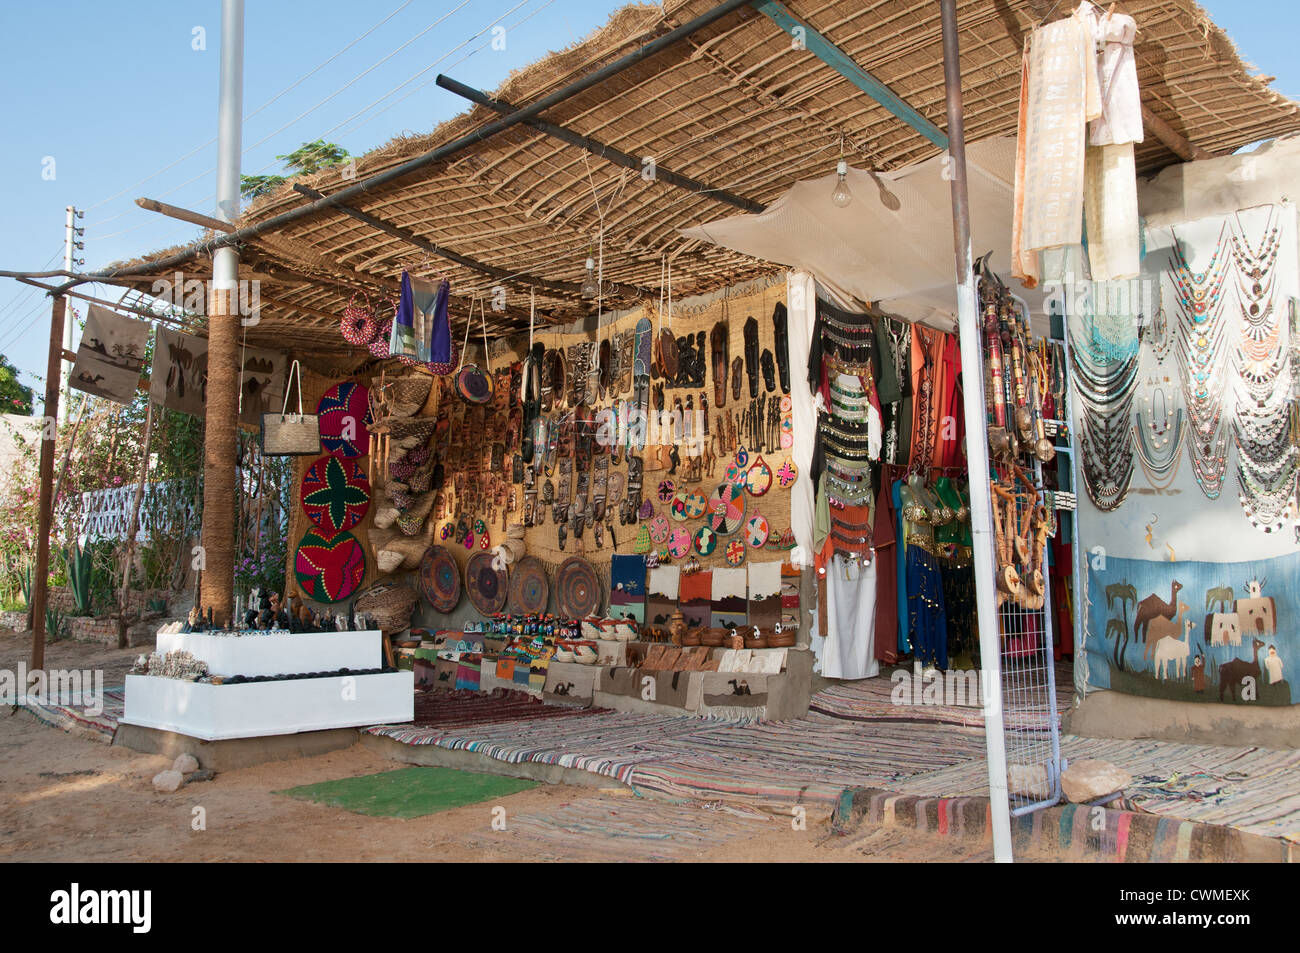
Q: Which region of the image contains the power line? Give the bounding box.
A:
[82,0,422,224]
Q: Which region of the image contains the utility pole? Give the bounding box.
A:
[60,206,84,422]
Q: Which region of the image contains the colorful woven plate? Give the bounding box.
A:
[464,549,507,616]
[300,455,371,534]
[706,481,746,535]
[508,555,549,615]
[317,381,372,458]
[745,513,770,547]
[555,555,601,620]
[745,456,773,496]
[648,514,671,544]
[668,527,692,559]
[294,529,366,604]
[694,525,718,555]
[725,538,747,566]
[419,544,461,614]
[776,460,798,488]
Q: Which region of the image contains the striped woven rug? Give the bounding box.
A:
[18,686,124,742]
[895,734,1300,844]
[462,796,776,861]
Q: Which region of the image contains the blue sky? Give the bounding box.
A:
[0,0,1294,394]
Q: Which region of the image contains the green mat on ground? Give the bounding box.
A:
[278,767,539,818]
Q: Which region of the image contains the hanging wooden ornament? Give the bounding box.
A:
[745,456,773,496]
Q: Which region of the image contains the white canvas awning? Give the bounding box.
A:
[681,136,1046,330]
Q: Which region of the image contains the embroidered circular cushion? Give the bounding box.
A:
[294,529,366,603]
[317,381,372,458]
[300,455,371,534]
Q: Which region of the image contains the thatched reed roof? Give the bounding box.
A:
[110,0,1300,361]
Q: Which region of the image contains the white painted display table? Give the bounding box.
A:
[122,628,413,741]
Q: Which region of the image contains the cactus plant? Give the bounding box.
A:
[65,541,94,616]
[44,606,64,642]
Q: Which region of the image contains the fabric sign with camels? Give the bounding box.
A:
[1086,553,1293,706]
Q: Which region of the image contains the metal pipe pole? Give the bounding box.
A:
[939,0,1013,862]
[30,296,67,676]
[198,0,244,626]
[60,207,76,422]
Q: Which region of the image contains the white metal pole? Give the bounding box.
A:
[60,205,76,421]
[213,0,244,283]
[940,0,1013,862]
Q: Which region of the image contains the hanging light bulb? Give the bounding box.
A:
[580,254,599,299]
[831,159,853,208]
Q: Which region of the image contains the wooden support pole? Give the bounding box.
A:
[118,401,156,648]
[30,296,66,674]
[1141,105,1212,162]
[135,197,236,233]
[198,287,238,626]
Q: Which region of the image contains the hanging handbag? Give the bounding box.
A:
[455,296,495,405]
[261,359,321,456]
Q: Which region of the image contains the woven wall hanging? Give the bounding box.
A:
[300,455,371,534]
[294,529,367,603]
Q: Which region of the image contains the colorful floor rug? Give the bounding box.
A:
[894,734,1300,844]
[18,686,124,743]
[278,766,538,818]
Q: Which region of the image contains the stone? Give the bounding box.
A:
[1061,759,1132,803]
[152,770,184,793]
[1007,763,1051,798]
[172,753,199,774]
[185,769,216,783]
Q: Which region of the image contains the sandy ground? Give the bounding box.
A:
[0,631,1060,863]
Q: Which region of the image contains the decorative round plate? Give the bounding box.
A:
[657,479,676,503]
[294,529,366,604]
[670,489,690,521]
[776,460,798,489]
[694,525,718,555]
[555,556,601,620]
[725,538,747,566]
[668,528,692,559]
[648,514,671,544]
[745,456,773,496]
[508,555,549,615]
[745,513,770,548]
[419,544,461,614]
[706,481,746,535]
[683,490,709,519]
[465,550,507,616]
[456,364,495,404]
[300,455,371,534]
[317,381,372,458]
[735,447,749,467]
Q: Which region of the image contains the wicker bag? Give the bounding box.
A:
[354,583,420,635]
[261,360,321,456]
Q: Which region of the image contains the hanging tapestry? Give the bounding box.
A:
[609,553,646,624]
[710,567,748,631]
[300,455,371,534]
[294,529,366,603]
[317,381,372,458]
[150,327,208,418]
[236,346,287,429]
[646,564,681,629]
[71,304,150,406]
[747,560,782,631]
[679,570,713,628]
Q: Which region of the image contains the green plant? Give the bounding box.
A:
[45,606,64,641]
[64,541,95,616]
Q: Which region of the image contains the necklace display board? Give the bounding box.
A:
[1070,204,1300,707]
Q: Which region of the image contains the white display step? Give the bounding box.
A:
[155,628,383,677]
[121,671,413,741]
